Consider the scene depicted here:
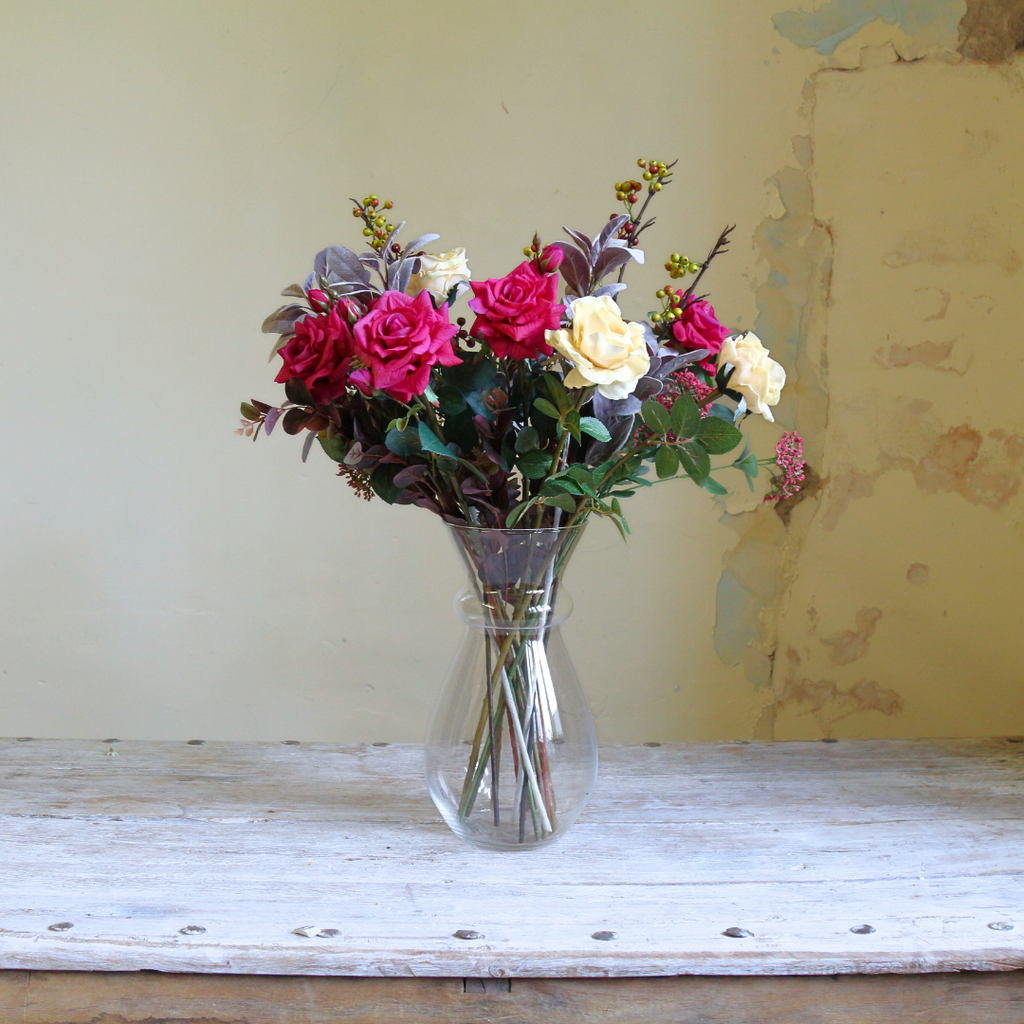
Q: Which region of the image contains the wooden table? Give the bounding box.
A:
[1,737,1022,1022]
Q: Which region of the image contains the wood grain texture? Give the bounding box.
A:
[2,970,1024,1023]
[1,737,1022,977]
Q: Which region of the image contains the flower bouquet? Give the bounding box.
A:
[241,159,803,848]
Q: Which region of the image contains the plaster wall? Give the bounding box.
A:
[0,0,1020,742]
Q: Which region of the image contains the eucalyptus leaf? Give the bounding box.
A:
[515,426,541,453]
[733,451,759,478]
[300,431,316,463]
[240,402,260,421]
[417,421,457,459]
[261,304,307,335]
[369,463,403,504]
[506,497,539,528]
[284,377,314,407]
[703,476,729,495]
[385,427,422,457]
[318,435,347,462]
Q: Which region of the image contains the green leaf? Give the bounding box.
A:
[640,400,671,436]
[500,430,517,472]
[240,402,261,421]
[655,446,680,480]
[284,377,314,407]
[543,492,577,513]
[435,383,467,416]
[418,421,457,460]
[385,427,422,457]
[533,397,562,421]
[608,515,629,543]
[707,403,734,423]
[437,358,499,419]
[565,465,595,486]
[732,451,759,478]
[669,395,700,438]
[579,416,612,442]
[678,442,711,485]
[542,371,572,414]
[703,476,729,495]
[318,435,347,462]
[506,497,538,528]
[564,408,581,441]
[541,476,584,496]
[517,449,554,479]
[695,416,744,455]
[515,426,541,453]
[369,464,403,504]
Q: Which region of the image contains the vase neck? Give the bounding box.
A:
[446,524,584,631]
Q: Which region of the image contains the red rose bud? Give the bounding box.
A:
[538,244,565,273]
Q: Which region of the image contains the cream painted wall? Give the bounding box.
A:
[1,1,1020,742]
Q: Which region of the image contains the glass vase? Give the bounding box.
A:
[425,523,598,850]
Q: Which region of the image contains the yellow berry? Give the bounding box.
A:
[637,158,646,167]
[363,227,372,236]
[656,289,665,299]
[652,182,662,191]
[651,312,662,322]
[643,171,653,181]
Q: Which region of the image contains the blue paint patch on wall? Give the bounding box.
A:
[773,0,965,55]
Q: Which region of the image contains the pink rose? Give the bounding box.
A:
[352,290,460,404]
[275,302,354,403]
[468,261,563,361]
[671,299,730,373]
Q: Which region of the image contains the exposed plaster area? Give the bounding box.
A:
[719,4,1024,740]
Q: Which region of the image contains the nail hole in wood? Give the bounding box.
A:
[821,738,838,743]
[1006,737,1024,743]
[644,742,661,747]
[988,921,1014,931]
[454,929,483,940]
[317,928,340,938]
[850,924,875,934]
[723,927,753,938]
[16,737,32,742]
[282,740,301,745]
[101,738,118,744]
[372,741,389,746]
[179,925,206,935]
[592,930,617,940]
[186,740,205,746]
[47,922,73,932]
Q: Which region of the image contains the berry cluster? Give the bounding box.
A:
[664,252,701,279]
[649,284,690,324]
[351,194,397,253]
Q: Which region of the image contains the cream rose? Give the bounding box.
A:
[717,332,785,422]
[545,295,650,400]
[406,247,472,302]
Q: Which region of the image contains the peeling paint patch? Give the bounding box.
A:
[773,0,966,55]
[883,226,1022,275]
[777,676,905,734]
[821,468,877,531]
[910,424,1023,509]
[874,339,965,372]
[821,607,883,664]
[907,562,930,583]
[959,0,1024,62]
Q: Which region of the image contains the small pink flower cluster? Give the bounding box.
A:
[672,370,715,415]
[765,430,805,503]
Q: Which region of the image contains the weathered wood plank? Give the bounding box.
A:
[1,738,1022,977]
[2,970,1023,1023]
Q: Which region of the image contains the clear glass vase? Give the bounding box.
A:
[425,523,598,850]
